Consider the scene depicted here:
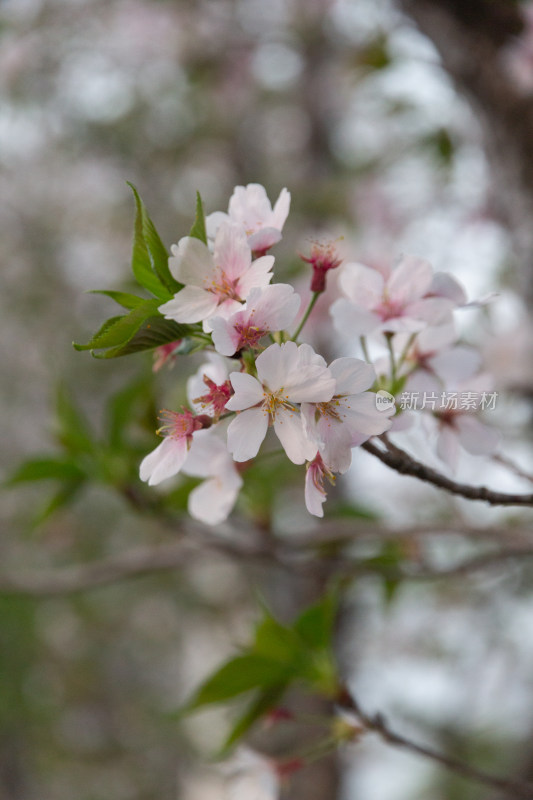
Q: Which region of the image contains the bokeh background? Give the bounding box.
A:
[2,1,533,798]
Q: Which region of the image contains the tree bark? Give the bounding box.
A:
[399,0,533,302]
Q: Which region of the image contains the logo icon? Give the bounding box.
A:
[375,389,395,410]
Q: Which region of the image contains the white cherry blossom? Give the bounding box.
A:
[331,254,456,338]
[158,222,273,327]
[210,283,301,356]
[425,374,501,469]
[139,408,208,486]
[225,341,335,464]
[301,357,394,474]
[206,183,290,253]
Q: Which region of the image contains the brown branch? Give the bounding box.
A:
[362,439,533,507]
[339,689,533,799]
[493,453,533,487]
[0,535,274,597]
[3,524,533,597]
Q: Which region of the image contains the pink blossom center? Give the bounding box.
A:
[193,377,233,418]
[375,297,405,322]
[302,241,342,293]
[157,408,204,440]
[307,453,335,494]
[234,321,266,349]
[206,269,242,302]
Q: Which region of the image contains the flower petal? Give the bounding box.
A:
[331,298,381,337]
[139,437,188,485]
[455,415,501,456]
[227,408,269,461]
[387,255,433,304]
[237,255,275,298]
[169,236,214,286]
[248,228,282,252]
[329,357,376,395]
[159,286,218,323]
[210,316,241,356]
[226,372,264,410]
[213,222,251,282]
[188,471,243,525]
[305,466,326,518]
[339,263,384,307]
[272,187,291,229]
[273,406,317,464]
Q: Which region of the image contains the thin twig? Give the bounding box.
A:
[0,536,273,597]
[338,690,533,799]
[363,440,533,507]
[3,531,533,597]
[492,453,533,486]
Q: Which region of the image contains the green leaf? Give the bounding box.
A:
[221,685,287,754]
[253,616,302,664]
[294,593,337,651]
[73,316,124,352]
[128,183,179,298]
[73,299,161,352]
[106,376,156,450]
[93,315,193,359]
[187,655,291,711]
[34,479,85,525]
[189,191,208,245]
[6,458,85,485]
[90,290,146,310]
[55,385,95,455]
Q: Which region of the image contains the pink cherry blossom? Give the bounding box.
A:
[187,354,235,420]
[425,374,501,469]
[402,324,481,395]
[206,183,290,254]
[210,283,301,356]
[158,222,273,327]
[152,339,182,372]
[301,240,342,293]
[331,254,456,338]
[305,453,336,517]
[225,341,335,464]
[301,357,394,473]
[139,408,210,486]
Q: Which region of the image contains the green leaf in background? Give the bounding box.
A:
[221,685,287,754]
[55,384,95,455]
[106,375,157,450]
[33,479,85,526]
[294,592,337,651]
[253,615,303,664]
[189,191,208,244]
[5,458,85,485]
[186,654,291,711]
[127,182,180,298]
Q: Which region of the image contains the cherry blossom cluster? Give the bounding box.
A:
[140,184,499,523]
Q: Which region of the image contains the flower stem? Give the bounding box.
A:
[397,332,416,372]
[292,292,320,341]
[385,332,397,384]
[359,336,371,364]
